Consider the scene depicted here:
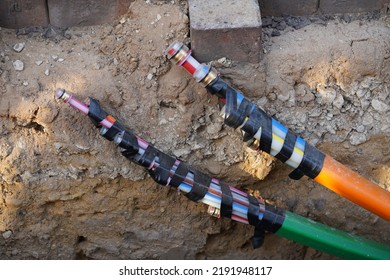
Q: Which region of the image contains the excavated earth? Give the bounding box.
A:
[0,0,389,259]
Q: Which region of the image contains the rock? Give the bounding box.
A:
[23,81,29,86]
[332,94,344,109]
[371,99,389,112]
[51,55,58,61]
[13,42,25,53]
[356,88,367,98]
[2,230,12,239]
[35,60,43,66]
[206,122,222,135]
[119,17,126,24]
[157,14,162,21]
[172,148,191,158]
[317,87,336,105]
[147,73,153,80]
[362,113,373,126]
[277,90,290,102]
[45,69,50,76]
[350,132,367,146]
[13,60,24,71]
[356,125,365,133]
[58,58,64,62]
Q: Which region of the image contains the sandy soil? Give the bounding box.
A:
[0,0,389,259]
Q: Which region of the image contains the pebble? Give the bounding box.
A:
[58,58,64,62]
[277,90,290,102]
[332,94,344,109]
[13,60,24,71]
[356,125,365,133]
[349,132,367,146]
[172,148,191,158]
[362,113,373,126]
[45,69,50,76]
[317,87,336,105]
[2,230,12,239]
[157,14,162,21]
[147,73,153,80]
[119,17,126,24]
[51,55,58,61]
[371,99,389,112]
[35,60,43,66]
[13,42,25,53]
[23,81,29,86]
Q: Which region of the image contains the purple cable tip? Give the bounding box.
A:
[55,88,65,99]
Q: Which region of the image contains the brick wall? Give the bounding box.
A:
[259,0,389,17]
[0,0,132,29]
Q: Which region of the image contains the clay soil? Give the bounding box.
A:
[0,0,389,259]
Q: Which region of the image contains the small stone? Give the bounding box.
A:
[35,60,43,66]
[173,148,191,158]
[147,73,153,80]
[206,122,222,135]
[217,57,227,64]
[58,58,64,62]
[317,87,336,105]
[332,94,344,109]
[51,55,58,61]
[23,81,29,86]
[362,113,373,126]
[302,92,315,102]
[157,14,162,21]
[350,132,367,146]
[2,230,12,239]
[356,88,367,98]
[113,58,119,65]
[371,99,389,113]
[13,42,25,53]
[119,17,126,24]
[13,60,24,71]
[356,125,365,133]
[45,69,50,76]
[277,90,290,102]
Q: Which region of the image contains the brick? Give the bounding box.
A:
[319,0,384,14]
[189,0,262,63]
[259,0,318,17]
[48,0,131,28]
[0,0,49,29]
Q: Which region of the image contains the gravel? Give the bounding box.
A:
[13,42,25,53]
[13,60,24,71]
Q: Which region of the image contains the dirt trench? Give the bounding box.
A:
[0,0,389,259]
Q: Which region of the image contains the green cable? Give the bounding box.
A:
[277,211,390,259]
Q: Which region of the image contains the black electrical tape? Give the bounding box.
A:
[219,181,233,219]
[274,130,297,163]
[138,145,157,168]
[205,76,229,99]
[103,121,125,141]
[149,152,176,186]
[185,170,211,202]
[225,90,253,129]
[261,203,286,233]
[252,226,265,249]
[241,106,260,142]
[87,98,108,126]
[169,162,189,188]
[247,194,260,227]
[241,107,273,154]
[117,131,139,155]
[289,143,325,180]
[247,194,266,249]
